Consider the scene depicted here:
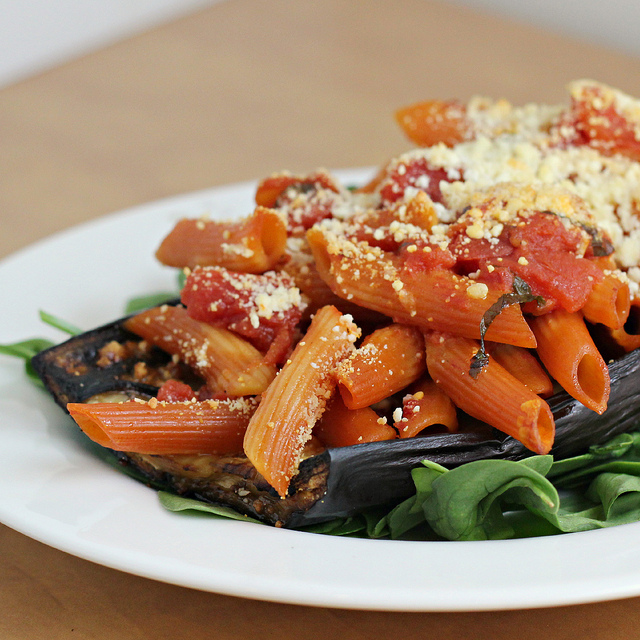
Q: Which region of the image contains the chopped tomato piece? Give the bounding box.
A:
[378,158,458,205]
[400,241,456,272]
[255,170,343,234]
[157,379,197,402]
[555,82,640,161]
[448,211,602,313]
[181,267,305,361]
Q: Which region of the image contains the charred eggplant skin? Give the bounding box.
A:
[32,317,164,407]
[31,316,640,527]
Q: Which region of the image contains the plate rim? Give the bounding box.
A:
[2,171,640,612]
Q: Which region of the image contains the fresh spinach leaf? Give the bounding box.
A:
[158,491,262,524]
[0,338,55,386]
[124,292,177,314]
[38,310,82,335]
[123,271,185,314]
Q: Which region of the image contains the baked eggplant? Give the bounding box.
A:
[31,312,640,528]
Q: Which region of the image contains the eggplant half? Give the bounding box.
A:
[31,313,640,528]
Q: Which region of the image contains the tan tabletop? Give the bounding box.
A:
[2,0,640,637]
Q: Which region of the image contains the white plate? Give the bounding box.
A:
[2,170,640,612]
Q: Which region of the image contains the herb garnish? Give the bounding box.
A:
[469,276,544,378]
[543,209,614,257]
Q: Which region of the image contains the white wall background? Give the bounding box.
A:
[446,0,640,59]
[0,0,220,86]
[0,0,638,88]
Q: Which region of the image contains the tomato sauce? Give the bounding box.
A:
[181,267,303,363]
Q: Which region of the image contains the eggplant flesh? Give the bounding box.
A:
[31,315,640,528]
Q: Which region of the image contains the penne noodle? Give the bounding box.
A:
[313,396,396,448]
[67,398,257,454]
[355,191,438,234]
[424,332,555,455]
[307,226,536,348]
[337,323,426,409]
[280,237,389,327]
[530,309,610,414]
[395,378,458,439]
[243,305,360,497]
[282,249,378,321]
[606,327,640,354]
[254,170,341,208]
[486,343,554,397]
[394,99,471,147]
[124,306,276,396]
[581,272,630,329]
[603,299,640,354]
[155,206,287,272]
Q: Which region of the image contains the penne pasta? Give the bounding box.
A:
[581,272,630,329]
[603,300,640,354]
[337,323,426,409]
[34,81,640,528]
[530,309,610,414]
[486,343,553,397]
[254,170,341,209]
[424,332,555,455]
[394,99,471,147]
[242,305,361,497]
[124,305,276,396]
[313,395,396,448]
[281,244,379,321]
[606,326,640,355]
[395,378,458,439]
[307,226,536,348]
[155,206,287,272]
[67,397,257,454]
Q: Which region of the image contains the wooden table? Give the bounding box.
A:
[2,1,640,637]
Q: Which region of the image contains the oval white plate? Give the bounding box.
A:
[2,169,640,612]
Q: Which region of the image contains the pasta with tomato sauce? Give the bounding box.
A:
[67,79,640,503]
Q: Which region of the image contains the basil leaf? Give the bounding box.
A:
[1,311,79,387]
[0,338,55,359]
[470,276,544,378]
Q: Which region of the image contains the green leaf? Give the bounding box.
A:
[124,292,177,314]
[587,473,640,520]
[470,276,545,378]
[376,461,447,539]
[0,338,55,386]
[303,515,370,536]
[422,457,558,540]
[123,270,184,314]
[38,310,82,335]
[158,491,261,524]
[0,338,55,359]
